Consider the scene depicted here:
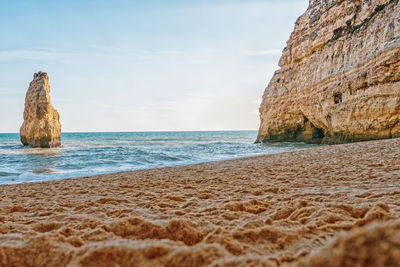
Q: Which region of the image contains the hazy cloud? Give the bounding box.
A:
[244,49,282,56]
[0,49,76,62]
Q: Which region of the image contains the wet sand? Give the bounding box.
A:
[0,138,399,266]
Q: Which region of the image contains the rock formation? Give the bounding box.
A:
[257,0,400,144]
[20,72,61,148]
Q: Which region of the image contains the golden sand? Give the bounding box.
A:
[0,138,399,266]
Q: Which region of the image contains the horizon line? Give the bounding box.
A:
[0,129,259,134]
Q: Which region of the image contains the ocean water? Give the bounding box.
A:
[0,131,317,184]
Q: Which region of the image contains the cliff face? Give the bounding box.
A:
[257,0,400,144]
[20,72,61,148]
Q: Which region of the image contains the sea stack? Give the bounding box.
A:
[257,0,400,144]
[20,72,61,148]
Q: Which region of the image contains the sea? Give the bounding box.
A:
[0,131,317,185]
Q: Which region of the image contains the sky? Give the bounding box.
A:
[0,0,308,133]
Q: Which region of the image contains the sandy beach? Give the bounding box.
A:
[0,138,399,266]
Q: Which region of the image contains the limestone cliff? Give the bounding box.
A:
[20,72,61,148]
[257,0,400,144]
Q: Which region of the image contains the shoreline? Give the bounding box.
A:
[1,146,315,187]
[2,130,302,185]
[0,139,317,186]
[1,138,399,266]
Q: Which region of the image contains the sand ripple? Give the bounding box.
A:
[0,138,399,266]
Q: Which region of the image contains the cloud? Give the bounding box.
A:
[0,46,146,62]
[87,45,186,57]
[243,49,282,56]
[0,49,68,62]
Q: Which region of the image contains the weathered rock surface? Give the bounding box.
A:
[257,0,400,144]
[20,72,61,148]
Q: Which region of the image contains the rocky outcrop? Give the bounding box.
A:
[257,0,400,144]
[20,72,61,148]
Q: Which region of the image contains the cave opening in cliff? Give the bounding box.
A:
[334,93,342,104]
[301,117,325,142]
[315,128,325,139]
